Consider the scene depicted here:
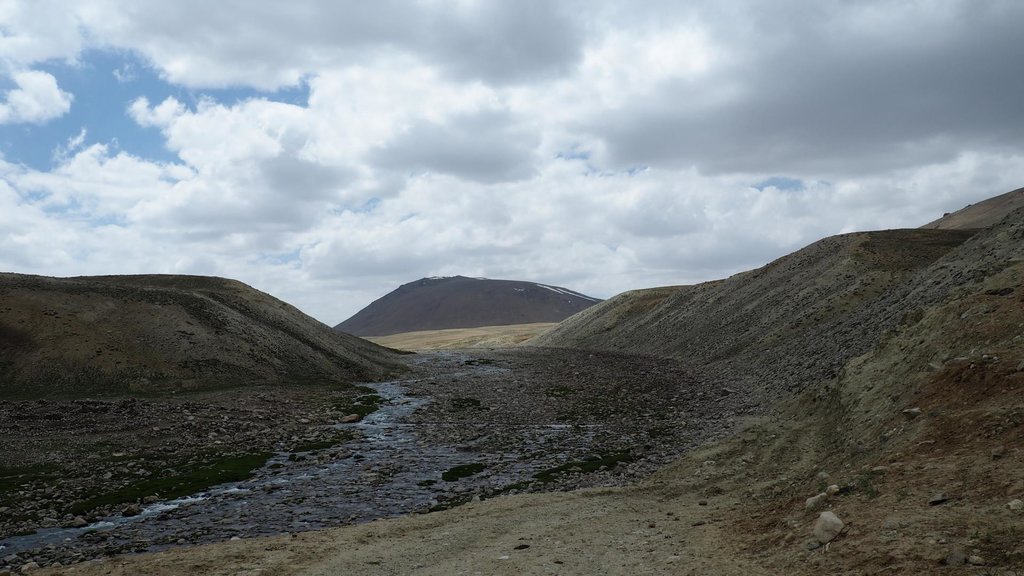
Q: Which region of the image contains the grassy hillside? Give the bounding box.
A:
[366,322,556,351]
[0,273,402,397]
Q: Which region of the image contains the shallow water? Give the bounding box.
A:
[0,356,589,561]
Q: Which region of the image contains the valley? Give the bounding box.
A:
[0,348,755,571]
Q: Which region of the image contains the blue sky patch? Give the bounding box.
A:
[1,49,309,171]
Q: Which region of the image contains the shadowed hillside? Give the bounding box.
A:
[0,274,402,397]
[335,276,600,337]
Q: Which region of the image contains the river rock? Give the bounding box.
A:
[825,484,840,496]
[812,511,844,543]
[1008,499,1023,512]
[967,555,985,566]
[19,562,39,573]
[121,504,143,517]
[340,414,361,423]
[69,516,88,528]
[902,407,922,418]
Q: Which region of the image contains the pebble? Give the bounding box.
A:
[1008,499,1023,512]
[967,555,985,566]
[340,414,361,424]
[902,408,922,418]
[927,493,949,506]
[825,484,840,496]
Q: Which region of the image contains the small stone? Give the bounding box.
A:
[513,544,530,550]
[991,446,1006,460]
[927,493,949,506]
[816,471,830,481]
[871,465,889,474]
[142,495,159,504]
[813,511,844,543]
[902,408,922,418]
[340,414,361,423]
[825,484,840,496]
[69,516,88,528]
[19,562,39,574]
[230,536,241,541]
[805,493,828,512]
[1008,499,1023,512]
[944,548,966,565]
[967,555,985,566]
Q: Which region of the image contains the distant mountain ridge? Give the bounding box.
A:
[334,276,601,337]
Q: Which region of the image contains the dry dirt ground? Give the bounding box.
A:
[366,323,556,351]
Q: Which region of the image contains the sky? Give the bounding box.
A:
[2,1,1024,325]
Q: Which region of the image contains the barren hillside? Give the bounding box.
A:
[0,274,402,397]
[533,228,978,398]
[922,186,1024,230]
[335,276,600,337]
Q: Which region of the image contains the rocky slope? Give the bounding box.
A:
[922,186,1024,230]
[533,228,978,398]
[334,276,600,337]
[0,273,402,397]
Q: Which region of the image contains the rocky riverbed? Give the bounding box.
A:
[0,348,758,571]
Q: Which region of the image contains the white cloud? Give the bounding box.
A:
[0,70,73,124]
[2,0,1024,325]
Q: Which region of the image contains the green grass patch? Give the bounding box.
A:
[450,397,482,411]
[441,463,487,482]
[533,453,633,483]
[333,392,383,418]
[545,385,573,398]
[69,452,271,515]
[0,463,61,505]
[646,425,673,438]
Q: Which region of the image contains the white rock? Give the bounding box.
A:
[813,511,844,543]
[825,484,840,496]
[1008,499,1023,512]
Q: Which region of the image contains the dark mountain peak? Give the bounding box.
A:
[335,277,601,337]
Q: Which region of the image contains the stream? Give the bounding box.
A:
[0,359,590,563]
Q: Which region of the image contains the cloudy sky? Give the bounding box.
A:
[2,0,1023,324]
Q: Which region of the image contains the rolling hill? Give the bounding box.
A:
[0,273,402,397]
[334,276,600,337]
